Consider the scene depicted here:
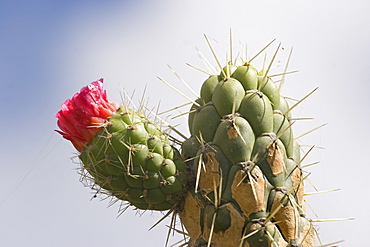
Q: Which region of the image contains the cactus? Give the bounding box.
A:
[56,79,188,211]
[56,37,327,246]
[178,39,316,246]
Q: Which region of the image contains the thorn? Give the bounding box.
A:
[195,47,217,75]
[186,63,213,75]
[249,38,276,63]
[143,105,188,140]
[171,109,196,120]
[304,188,341,196]
[284,87,318,116]
[290,117,314,121]
[204,34,225,77]
[297,145,315,167]
[207,212,217,247]
[299,144,325,150]
[194,152,204,193]
[279,47,294,93]
[167,64,199,98]
[269,70,299,78]
[294,123,327,140]
[258,42,281,92]
[149,207,175,231]
[159,101,192,115]
[301,161,320,169]
[229,29,233,65]
[157,76,200,107]
[310,217,355,223]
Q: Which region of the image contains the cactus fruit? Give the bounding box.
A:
[56,38,323,246]
[56,79,188,210]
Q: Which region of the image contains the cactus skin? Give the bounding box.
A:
[180,62,315,246]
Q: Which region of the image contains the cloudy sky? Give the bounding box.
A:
[1,0,369,246]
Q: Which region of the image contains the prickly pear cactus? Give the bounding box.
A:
[179,57,315,246]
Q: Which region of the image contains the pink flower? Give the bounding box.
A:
[56,79,119,152]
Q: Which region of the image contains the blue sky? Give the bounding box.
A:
[1,0,369,246]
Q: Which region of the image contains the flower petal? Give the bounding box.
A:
[55,79,118,152]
